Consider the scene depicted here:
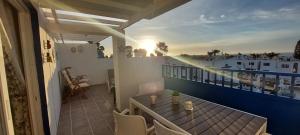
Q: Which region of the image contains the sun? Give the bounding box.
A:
[140,39,156,55]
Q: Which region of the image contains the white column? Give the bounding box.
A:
[112,29,127,111]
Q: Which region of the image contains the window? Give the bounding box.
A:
[249,62,254,65]
[281,64,289,68]
[263,63,270,66]
[237,62,242,65]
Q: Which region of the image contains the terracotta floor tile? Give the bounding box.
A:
[58,85,114,135]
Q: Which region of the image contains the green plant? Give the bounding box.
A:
[172,91,180,96]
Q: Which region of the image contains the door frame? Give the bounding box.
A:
[0,24,15,135]
[0,0,47,134]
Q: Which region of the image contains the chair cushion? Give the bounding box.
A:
[79,78,89,82]
[79,82,90,88]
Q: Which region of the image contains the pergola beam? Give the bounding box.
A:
[43,12,125,26]
[81,0,143,12]
[120,0,190,29]
[51,9,59,23]
[46,22,113,36]
[37,0,131,19]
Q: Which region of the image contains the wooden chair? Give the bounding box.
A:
[153,120,187,135]
[64,67,89,83]
[62,70,90,96]
[113,109,154,135]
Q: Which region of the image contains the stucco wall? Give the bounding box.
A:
[57,43,166,109]
[57,44,113,85]
[39,27,61,135]
[118,57,165,109]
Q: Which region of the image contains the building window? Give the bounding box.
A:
[281,64,289,68]
[249,62,254,65]
[237,62,242,65]
[263,63,270,66]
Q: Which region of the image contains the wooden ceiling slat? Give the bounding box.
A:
[46,22,113,36]
[81,0,143,12]
[38,0,131,19]
[43,12,125,26]
[34,0,191,42]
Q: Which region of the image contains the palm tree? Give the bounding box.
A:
[266,52,280,59]
[207,51,213,57]
[250,53,260,60]
[294,40,300,59]
[155,42,168,56]
[212,49,220,56]
[97,43,105,58]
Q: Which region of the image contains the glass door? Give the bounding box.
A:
[0,31,15,135]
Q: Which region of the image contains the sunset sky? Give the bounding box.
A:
[102,0,300,56]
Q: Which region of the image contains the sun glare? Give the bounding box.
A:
[140,39,156,55]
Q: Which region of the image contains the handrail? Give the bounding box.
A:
[162,64,300,100]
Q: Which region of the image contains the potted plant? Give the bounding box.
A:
[172,91,180,104]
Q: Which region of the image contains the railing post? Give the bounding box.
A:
[262,73,266,93]
[239,73,243,90]
[186,66,188,80]
[207,70,210,84]
[173,66,176,78]
[170,65,174,78]
[222,71,225,87]
[250,73,254,91]
[176,66,179,78]
[291,76,295,98]
[194,68,198,81]
[230,71,233,88]
[190,67,193,80]
[168,65,171,78]
[275,75,279,96]
[214,70,217,85]
[201,69,204,83]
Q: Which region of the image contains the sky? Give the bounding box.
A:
[102,0,300,56]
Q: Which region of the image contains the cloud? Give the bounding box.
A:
[175,14,228,27]
[169,28,300,54]
[279,8,294,12]
[235,7,300,21]
[252,10,276,19]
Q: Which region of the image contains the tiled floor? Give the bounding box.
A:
[57,85,115,135]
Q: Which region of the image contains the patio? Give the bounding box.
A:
[1,0,300,135]
[57,85,114,135]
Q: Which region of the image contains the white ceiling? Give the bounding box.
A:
[33,0,190,44]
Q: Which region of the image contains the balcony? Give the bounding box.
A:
[163,64,300,135]
[1,0,300,135]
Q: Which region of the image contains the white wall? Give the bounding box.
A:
[58,42,165,110]
[118,57,165,109]
[57,44,113,85]
[39,27,61,135]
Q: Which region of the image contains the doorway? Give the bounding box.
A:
[0,0,46,134]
